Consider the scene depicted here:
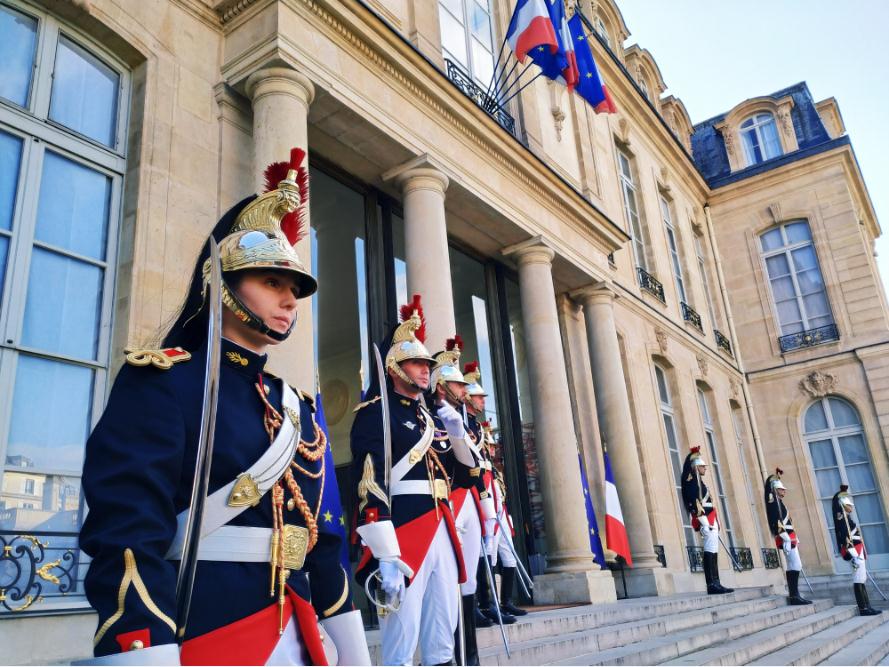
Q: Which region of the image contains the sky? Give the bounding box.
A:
[613,0,889,294]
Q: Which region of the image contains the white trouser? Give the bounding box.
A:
[380,521,459,666]
[699,517,720,554]
[852,555,868,584]
[783,545,802,572]
[491,510,517,568]
[456,494,482,596]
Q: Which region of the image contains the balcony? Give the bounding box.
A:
[714,329,733,356]
[637,267,666,303]
[444,59,516,136]
[654,544,667,567]
[778,323,840,353]
[762,548,781,569]
[681,301,703,332]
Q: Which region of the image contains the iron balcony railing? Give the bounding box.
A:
[444,59,516,136]
[637,267,666,303]
[730,546,754,571]
[686,545,704,573]
[762,548,781,569]
[681,301,703,332]
[714,329,733,356]
[778,323,839,353]
[654,544,667,568]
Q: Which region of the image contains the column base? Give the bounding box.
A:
[611,566,676,598]
[533,569,617,605]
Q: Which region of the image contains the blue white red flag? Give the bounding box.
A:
[567,13,616,112]
[604,448,633,566]
[505,0,559,62]
[315,391,351,573]
[578,454,606,568]
[528,0,579,89]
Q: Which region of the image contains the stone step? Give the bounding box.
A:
[478,595,784,666]
[552,599,833,666]
[749,611,887,665]
[819,615,889,666]
[660,602,855,666]
[475,586,773,651]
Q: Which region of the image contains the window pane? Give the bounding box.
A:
[22,248,104,359]
[854,493,887,525]
[760,117,782,159]
[770,276,796,301]
[829,398,861,428]
[791,246,818,272]
[804,402,829,433]
[765,254,791,278]
[470,38,494,85]
[655,367,669,405]
[0,130,23,231]
[776,299,802,327]
[845,463,876,492]
[618,153,632,179]
[837,434,868,463]
[814,467,842,497]
[49,36,119,147]
[742,128,762,165]
[0,5,38,107]
[0,234,8,309]
[469,2,492,47]
[760,229,784,252]
[439,9,468,67]
[35,151,111,260]
[802,293,831,321]
[392,213,407,308]
[862,525,889,554]
[808,438,837,467]
[785,222,812,244]
[439,0,463,19]
[796,268,825,295]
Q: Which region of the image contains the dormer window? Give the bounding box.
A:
[596,17,611,49]
[740,113,782,166]
[638,77,650,101]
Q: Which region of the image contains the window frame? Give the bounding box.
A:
[659,192,686,304]
[740,112,782,166]
[438,0,497,88]
[694,233,718,328]
[617,147,647,271]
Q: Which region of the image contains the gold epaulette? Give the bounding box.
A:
[352,395,382,412]
[124,347,191,370]
[294,387,315,407]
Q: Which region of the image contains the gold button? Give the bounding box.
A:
[287,498,296,511]
[129,640,144,651]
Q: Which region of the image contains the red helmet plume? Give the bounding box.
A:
[463,361,479,375]
[446,335,463,351]
[262,147,309,246]
[399,294,426,343]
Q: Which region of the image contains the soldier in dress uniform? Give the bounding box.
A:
[764,468,812,605]
[79,149,370,665]
[350,296,476,665]
[462,363,525,624]
[681,446,733,595]
[832,485,882,616]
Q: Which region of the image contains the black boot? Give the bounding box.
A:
[786,570,812,605]
[499,567,528,617]
[474,560,493,628]
[456,595,480,665]
[855,583,882,616]
[712,552,734,593]
[704,552,731,594]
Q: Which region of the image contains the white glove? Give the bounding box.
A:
[484,533,495,556]
[782,539,792,554]
[437,402,466,437]
[851,556,863,570]
[379,559,406,604]
[698,517,711,533]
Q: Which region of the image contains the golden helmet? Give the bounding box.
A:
[431,337,467,389]
[386,295,436,387]
[463,361,487,397]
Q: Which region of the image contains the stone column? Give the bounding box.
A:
[574,283,671,595]
[503,238,615,603]
[245,66,315,391]
[383,156,456,353]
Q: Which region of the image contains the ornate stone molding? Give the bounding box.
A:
[730,379,741,399]
[655,327,668,355]
[799,370,837,398]
[767,202,783,225]
[696,355,709,377]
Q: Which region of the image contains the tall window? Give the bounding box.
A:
[617,148,647,270]
[660,194,686,303]
[760,220,833,336]
[740,113,782,166]
[697,388,735,548]
[0,0,128,614]
[655,365,696,547]
[695,234,717,327]
[438,0,496,86]
[804,397,889,569]
[595,17,611,49]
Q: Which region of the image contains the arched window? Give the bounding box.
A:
[804,397,889,569]
[438,0,496,86]
[740,113,782,165]
[654,364,696,549]
[759,220,835,349]
[595,17,611,49]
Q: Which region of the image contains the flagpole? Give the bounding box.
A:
[489,59,521,103]
[497,70,543,108]
[493,61,537,106]
[483,34,512,102]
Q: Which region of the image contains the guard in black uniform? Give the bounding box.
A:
[832,485,881,616]
[351,296,476,665]
[681,446,733,595]
[764,468,811,605]
[79,149,370,665]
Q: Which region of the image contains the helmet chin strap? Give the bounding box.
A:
[443,383,464,408]
[222,281,296,342]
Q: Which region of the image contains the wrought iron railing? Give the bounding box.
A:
[714,329,732,356]
[654,544,667,568]
[762,548,781,569]
[607,252,616,266]
[637,267,666,303]
[0,532,81,614]
[778,323,839,353]
[444,59,516,136]
[681,302,703,332]
[730,546,754,571]
[686,545,704,573]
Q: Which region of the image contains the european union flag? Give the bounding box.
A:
[579,453,606,568]
[315,391,351,573]
[567,13,606,108]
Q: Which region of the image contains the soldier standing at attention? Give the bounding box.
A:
[833,485,882,616]
[764,469,812,605]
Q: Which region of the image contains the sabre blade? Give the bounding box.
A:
[372,344,392,507]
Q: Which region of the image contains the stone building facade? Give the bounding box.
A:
[0,0,885,663]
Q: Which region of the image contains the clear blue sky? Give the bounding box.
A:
[614,0,889,294]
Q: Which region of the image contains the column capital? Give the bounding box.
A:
[502,236,556,267]
[571,281,619,307]
[245,67,315,108]
[382,154,450,194]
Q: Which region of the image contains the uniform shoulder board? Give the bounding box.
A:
[288,386,315,410]
[353,395,381,412]
[124,347,191,370]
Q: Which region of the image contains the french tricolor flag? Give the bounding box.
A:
[506,0,559,62]
[604,448,633,566]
